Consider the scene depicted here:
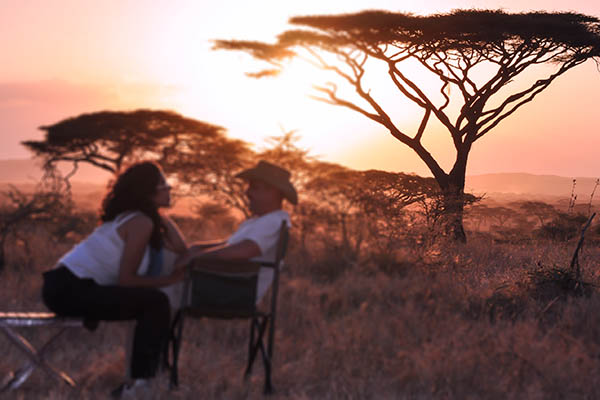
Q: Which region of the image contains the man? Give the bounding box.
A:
[179,160,296,301]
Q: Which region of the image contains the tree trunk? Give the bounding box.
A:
[438,146,469,243]
[412,138,471,242]
[441,185,467,243]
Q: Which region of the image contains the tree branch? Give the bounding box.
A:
[475,59,584,139]
[414,109,431,142]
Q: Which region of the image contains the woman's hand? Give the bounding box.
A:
[117,214,187,288]
[168,265,187,283]
[173,249,198,270]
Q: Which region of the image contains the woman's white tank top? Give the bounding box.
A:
[58,212,150,285]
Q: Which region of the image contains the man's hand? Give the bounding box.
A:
[173,240,262,273]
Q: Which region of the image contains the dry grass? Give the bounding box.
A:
[3,220,600,399]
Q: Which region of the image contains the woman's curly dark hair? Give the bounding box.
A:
[100,161,166,249]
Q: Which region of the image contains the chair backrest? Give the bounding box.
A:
[265,220,288,358]
[268,220,289,316]
[274,220,289,265]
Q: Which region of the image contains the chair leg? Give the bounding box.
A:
[256,334,272,394]
[244,318,257,379]
[169,310,184,389]
[264,375,273,395]
[244,317,268,378]
[2,365,34,392]
[0,326,76,390]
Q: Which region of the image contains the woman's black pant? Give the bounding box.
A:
[42,266,171,379]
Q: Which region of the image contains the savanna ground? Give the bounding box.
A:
[2,203,600,400]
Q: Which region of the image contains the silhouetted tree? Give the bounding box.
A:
[168,133,254,216]
[488,206,515,228]
[180,131,316,218]
[413,187,481,240]
[464,204,491,231]
[513,200,557,226]
[305,165,437,258]
[23,109,226,174]
[216,9,600,241]
[257,130,315,193]
[538,212,588,241]
[0,172,71,271]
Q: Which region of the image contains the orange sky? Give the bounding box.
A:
[1,0,600,178]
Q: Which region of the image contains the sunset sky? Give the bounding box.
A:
[1,0,599,178]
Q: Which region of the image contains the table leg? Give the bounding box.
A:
[0,326,76,390]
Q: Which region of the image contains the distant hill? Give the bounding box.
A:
[465,173,598,200]
[0,158,111,184]
[0,158,597,201]
[0,159,198,214]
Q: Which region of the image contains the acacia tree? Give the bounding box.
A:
[22,109,228,174]
[513,200,557,226]
[215,9,600,241]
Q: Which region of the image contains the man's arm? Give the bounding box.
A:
[197,240,261,260]
[174,240,262,273]
[188,240,228,252]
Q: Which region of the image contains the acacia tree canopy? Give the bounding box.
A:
[23,109,227,174]
[215,9,600,241]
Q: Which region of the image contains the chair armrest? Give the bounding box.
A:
[257,261,277,269]
[190,258,262,275]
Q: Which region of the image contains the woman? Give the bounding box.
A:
[42,161,187,394]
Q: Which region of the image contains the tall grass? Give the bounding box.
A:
[2,214,600,399]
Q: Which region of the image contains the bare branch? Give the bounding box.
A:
[475,59,584,139]
[414,109,431,142]
[311,84,384,124]
[388,62,460,146]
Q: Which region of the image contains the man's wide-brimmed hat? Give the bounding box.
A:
[236,160,298,205]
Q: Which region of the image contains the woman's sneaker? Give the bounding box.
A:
[110,379,151,399]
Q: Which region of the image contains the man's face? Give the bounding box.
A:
[246,178,281,215]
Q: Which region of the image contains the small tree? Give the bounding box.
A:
[216,9,600,241]
[513,200,557,227]
[538,212,588,241]
[168,134,255,216]
[305,165,436,258]
[464,203,491,231]
[0,172,71,271]
[257,130,315,193]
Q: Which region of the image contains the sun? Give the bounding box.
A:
[140,3,442,169]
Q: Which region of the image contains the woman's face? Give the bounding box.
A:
[152,173,172,208]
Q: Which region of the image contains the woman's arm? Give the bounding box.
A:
[161,214,187,254]
[117,215,185,288]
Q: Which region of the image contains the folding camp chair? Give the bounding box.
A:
[0,312,84,392]
[168,220,289,394]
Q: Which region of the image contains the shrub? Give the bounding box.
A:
[536,212,588,241]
